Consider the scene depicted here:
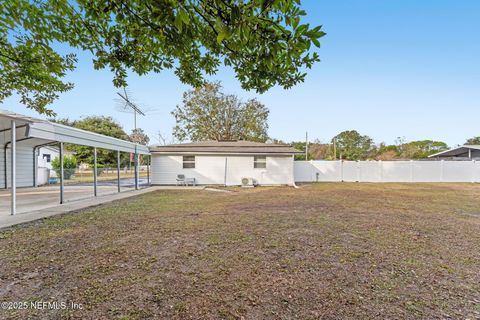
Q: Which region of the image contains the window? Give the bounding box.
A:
[254,156,266,169]
[183,156,195,168]
[43,154,51,163]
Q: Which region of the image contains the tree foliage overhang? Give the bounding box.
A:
[0,0,326,115]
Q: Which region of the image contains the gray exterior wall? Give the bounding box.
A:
[0,144,35,188]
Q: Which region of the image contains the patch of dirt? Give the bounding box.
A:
[1,183,480,319]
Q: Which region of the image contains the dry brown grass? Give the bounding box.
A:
[1,183,480,319]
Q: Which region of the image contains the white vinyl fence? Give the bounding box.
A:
[294,160,480,183]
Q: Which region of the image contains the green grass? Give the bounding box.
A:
[0,183,480,319]
[62,170,148,185]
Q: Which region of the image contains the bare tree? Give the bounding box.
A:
[172,82,269,142]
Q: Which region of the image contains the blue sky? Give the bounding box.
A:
[4,0,480,146]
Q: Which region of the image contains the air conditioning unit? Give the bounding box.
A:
[241,177,257,187]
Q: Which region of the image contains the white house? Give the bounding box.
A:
[35,146,78,185]
[38,146,60,170]
[149,140,302,186]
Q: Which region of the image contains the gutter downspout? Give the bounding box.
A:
[291,155,300,189]
[224,157,228,187]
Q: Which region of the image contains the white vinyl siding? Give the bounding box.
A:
[151,154,294,186]
[226,156,293,185]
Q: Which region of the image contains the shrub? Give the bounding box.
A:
[51,155,78,180]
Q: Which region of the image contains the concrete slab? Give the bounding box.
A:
[0,185,122,215]
[0,186,205,230]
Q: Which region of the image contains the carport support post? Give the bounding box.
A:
[10,120,16,215]
[146,155,150,185]
[93,147,98,196]
[117,150,121,193]
[134,145,138,190]
[59,142,64,204]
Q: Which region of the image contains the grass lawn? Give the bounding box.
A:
[1,183,480,319]
[62,170,148,185]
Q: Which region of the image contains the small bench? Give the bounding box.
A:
[176,174,196,186]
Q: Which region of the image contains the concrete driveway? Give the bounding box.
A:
[0,184,140,216]
[0,185,205,229]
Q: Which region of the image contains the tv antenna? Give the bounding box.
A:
[115,87,146,131]
[115,87,146,190]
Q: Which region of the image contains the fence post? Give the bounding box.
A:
[356,160,361,182]
[410,160,414,182]
[379,160,383,182]
[472,160,476,183]
[340,160,344,182]
[440,160,444,182]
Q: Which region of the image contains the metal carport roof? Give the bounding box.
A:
[0,109,149,154]
[0,109,150,215]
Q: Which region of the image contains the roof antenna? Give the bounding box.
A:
[115,87,146,190]
[115,87,146,132]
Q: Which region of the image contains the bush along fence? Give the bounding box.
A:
[294,160,480,183]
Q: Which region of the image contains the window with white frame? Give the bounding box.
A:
[254,155,266,168]
[43,154,51,163]
[183,156,195,168]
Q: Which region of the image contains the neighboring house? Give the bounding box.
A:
[429,145,480,160]
[149,140,302,186]
[38,146,60,170]
[36,146,76,184]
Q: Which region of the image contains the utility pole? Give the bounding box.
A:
[333,138,337,160]
[305,131,309,161]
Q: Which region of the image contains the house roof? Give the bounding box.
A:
[428,145,480,158]
[149,140,302,155]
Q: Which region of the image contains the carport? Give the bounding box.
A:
[0,110,150,215]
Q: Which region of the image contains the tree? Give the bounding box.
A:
[1,1,325,115]
[400,140,448,159]
[289,141,308,160]
[375,142,400,160]
[51,116,130,165]
[172,82,269,142]
[129,128,150,146]
[309,140,333,160]
[374,138,449,160]
[156,132,178,146]
[465,137,480,145]
[332,130,374,160]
